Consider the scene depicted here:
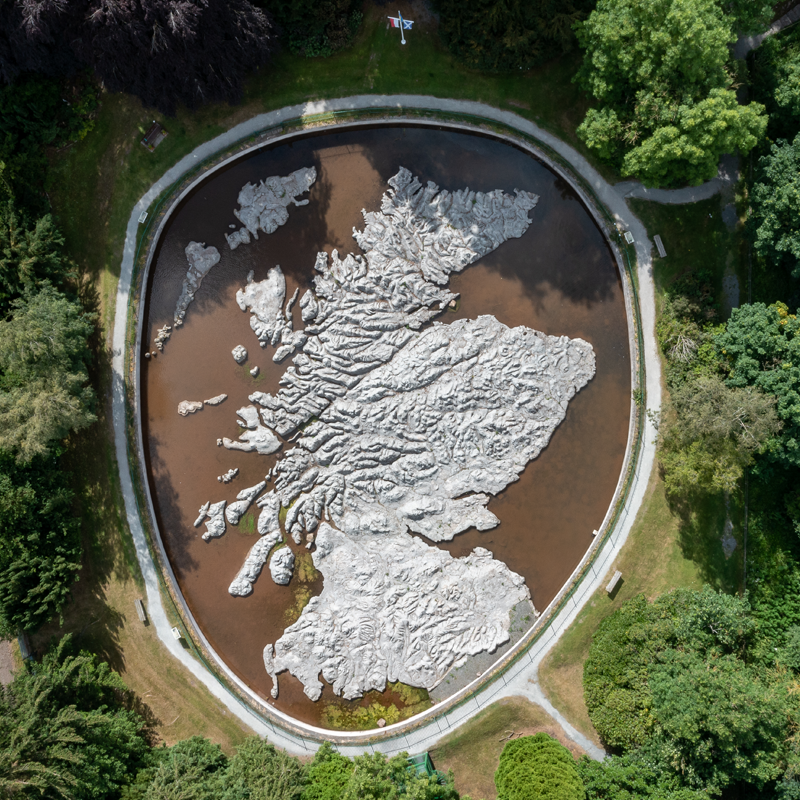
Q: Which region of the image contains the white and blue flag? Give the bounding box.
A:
[388,11,414,43]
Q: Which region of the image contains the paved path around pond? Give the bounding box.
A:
[734,3,800,60]
[112,95,663,759]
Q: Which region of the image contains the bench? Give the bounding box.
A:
[141,121,168,152]
[134,598,147,623]
[606,570,622,594]
[653,234,667,258]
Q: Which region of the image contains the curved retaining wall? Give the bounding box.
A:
[112,96,662,755]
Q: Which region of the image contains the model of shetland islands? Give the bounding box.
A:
[171,165,596,706]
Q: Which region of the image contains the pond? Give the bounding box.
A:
[140,124,631,729]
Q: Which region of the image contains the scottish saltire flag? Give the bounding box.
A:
[388,12,414,30]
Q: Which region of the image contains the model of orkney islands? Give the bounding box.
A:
[201,167,596,703]
[226,166,317,250]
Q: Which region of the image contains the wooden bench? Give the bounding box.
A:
[654,235,667,258]
[141,121,168,152]
[134,598,147,623]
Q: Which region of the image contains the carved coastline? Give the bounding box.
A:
[193,167,595,703]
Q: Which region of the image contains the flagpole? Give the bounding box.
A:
[398,10,406,44]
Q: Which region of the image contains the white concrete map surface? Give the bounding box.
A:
[193,167,596,703]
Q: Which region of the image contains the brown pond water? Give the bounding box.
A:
[141,125,631,728]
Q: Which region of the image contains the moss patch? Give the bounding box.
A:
[321,682,432,731]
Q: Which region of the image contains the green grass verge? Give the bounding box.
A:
[629,195,745,307]
[430,696,586,800]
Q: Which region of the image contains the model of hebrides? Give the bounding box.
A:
[175,167,596,706]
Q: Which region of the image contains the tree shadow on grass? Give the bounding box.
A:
[29,274,140,675]
[664,476,742,594]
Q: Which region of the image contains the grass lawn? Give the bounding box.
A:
[37,2,612,746]
[430,696,586,800]
[629,195,746,302]
[538,193,747,745]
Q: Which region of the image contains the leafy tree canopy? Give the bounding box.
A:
[583,588,798,795]
[302,742,354,800]
[0,448,81,636]
[751,24,800,141]
[0,73,97,213]
[575,0,766,186]
[715,302,800,469]
[0,284,96,462]
[750,135,800,280]
[658,372,780,496]
[649,649,789,792]
[340,751,459,800]
[583,588,754,750]
[576,745,710,800]
[433,0,595,73]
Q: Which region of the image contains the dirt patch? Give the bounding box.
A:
[0,640,18,686]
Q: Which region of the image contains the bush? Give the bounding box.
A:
[303,742,354,800]
[495,734,584,800]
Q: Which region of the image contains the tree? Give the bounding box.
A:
[751,24,800,142]
[0,448,81,636]
[0,284,96,462]
[619,88,766,188]
[583,588,754,750]
[583,588,799,795]
[141,737,227,800]
[575,0,766,186]
[220,737,305,800]
[0,0,81,85]
[576,747,709,800]
[75,0,275,116]
[0,73,97,213]
[715,302,800,469]
[650,650,790,793]
[494,734,584,800]
[0,637,151,799]
[302,742,354,800]
[751,135,800,280]
[0,200,78,316]
[259,0,362,59]
[432,0,595,73]
[658,373,780,496]
[340,752,459,800]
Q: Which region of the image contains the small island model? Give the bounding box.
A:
[180,166,596,708]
